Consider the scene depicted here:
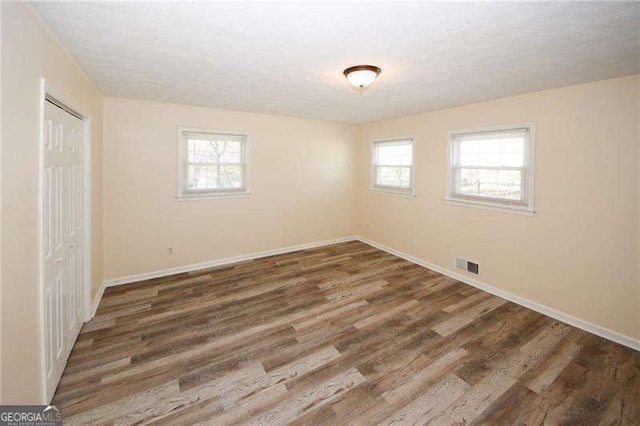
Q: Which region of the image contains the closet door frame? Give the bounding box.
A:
[38,79,93,403]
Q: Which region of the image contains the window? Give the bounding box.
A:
[371,138,414,195]
[177,129,249,199]
[447,123,535,214]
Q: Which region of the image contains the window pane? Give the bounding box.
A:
[376,166,410,188]
[188,165,216,190]
[376,143,412,166]
[187,139,207,162]
[219,165,242,188]
[399,167,411,188]
[459,139,479,154]
[496,169,522,200]
[187,138,244,164]
[188,165,243,190]
[477,139,500,153]
[501,153,524,167]
[458,135,524,167]
[458,168,478,195]
[217,140,242,163]
[457,168,522,200]
[477,169,499,197]
[501,137,524,152]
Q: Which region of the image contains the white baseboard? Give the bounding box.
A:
[355,236,640,352]
[103,236,358,288]
[89,281,106,319]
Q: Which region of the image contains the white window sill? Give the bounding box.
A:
[369,188,416,199]
[444,198,535,216]
[177,192,250,201]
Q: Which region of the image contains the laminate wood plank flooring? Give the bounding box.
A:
[53,241,640,425]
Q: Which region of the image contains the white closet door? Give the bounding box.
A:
[43,100,84,401]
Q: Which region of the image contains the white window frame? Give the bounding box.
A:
[177,127,251,200]
[445,123,535,215]
[370,136,416,198]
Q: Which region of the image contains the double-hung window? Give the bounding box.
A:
[447,123,535,214]
[371,138,415,196]
[178,129,249,199]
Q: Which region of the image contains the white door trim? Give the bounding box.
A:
[38,79,92,403]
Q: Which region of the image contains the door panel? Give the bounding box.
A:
[44,166,52,260]
[44,283,53,382]
[43,100,84,401]
[55,271,63,359]
[54,166,62,252]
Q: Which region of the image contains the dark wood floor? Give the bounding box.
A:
[54,241,640,425]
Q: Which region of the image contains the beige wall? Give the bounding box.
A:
[0,2,103,403]
[103,98,358,280]
[357,75,640,340]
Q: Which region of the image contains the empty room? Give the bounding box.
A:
[1,1,640,424]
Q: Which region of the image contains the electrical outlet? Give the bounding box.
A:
[168,247,173,255]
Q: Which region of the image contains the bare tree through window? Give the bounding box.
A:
[180,131,247,197]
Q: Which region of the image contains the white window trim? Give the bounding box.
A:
[176,127,251,200]
[445,122,535,215]
[370,136,416,197]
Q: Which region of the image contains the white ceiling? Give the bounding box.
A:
[32,2,640,124]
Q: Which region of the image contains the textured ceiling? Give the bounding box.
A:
[32,2,640,124]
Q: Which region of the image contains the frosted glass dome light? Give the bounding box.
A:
[343,65,381,91]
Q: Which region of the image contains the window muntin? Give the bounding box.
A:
[179,131,248,197]
[448,125,534,212]
[372,138,414,194]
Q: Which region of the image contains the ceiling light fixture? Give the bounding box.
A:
[343,65,381,91]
